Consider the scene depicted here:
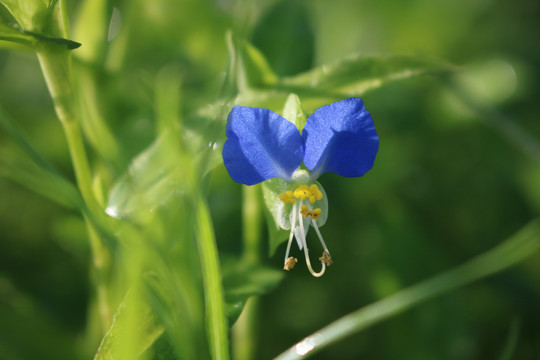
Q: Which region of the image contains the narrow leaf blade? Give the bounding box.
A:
[275,218,540,360]
[237,54,454,113]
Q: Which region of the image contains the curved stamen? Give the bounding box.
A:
[311,219,329,252]
[298,201,326,277]
[305,250,326,277]
[305,203,329,252]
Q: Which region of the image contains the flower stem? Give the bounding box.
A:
[85,218,112,331]
[241,185,262,264]
[36,45,112,331]
[58,0,71,38]
[233,185,263,360]
[35,48,95,206]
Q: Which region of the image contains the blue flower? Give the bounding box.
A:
[222,98,379,277]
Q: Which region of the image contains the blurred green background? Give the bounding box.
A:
[1,0,540,359]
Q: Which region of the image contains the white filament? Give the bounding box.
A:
[298,201,326,277]
[284,202,297,264]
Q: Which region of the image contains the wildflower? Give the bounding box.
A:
[222,98,379,277]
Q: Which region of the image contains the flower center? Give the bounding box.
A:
[279,183,332,277]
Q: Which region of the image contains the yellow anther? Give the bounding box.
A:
[279,190,295,204]
[294,185,311,200]
[311,208,322,220]
[319,250,333,266]
[308,184,323,203]
[284,257,298,271]
[300,205,311,218]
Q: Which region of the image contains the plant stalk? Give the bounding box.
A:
[233,185,263,360]
[36,45,112,331]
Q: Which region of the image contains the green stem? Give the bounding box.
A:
[36,47,103,219]
[195,193,230,360]
[233,185,263,360]
[57,0,71,38]
[241,185,262,264]
[36,46,112,330]
[275,218,540,360]
[233,298,259,360]
[35,49,93,200]
[62,116,99,210]
[86,218,112,332]
[77,67,122,168]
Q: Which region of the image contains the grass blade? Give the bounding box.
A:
[0,105,115,248]
[195,193,230,360]
[275,218,540,360]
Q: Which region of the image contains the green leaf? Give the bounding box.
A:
[94,293,165,360]
[0,19,79,50]
[155,65,183,136]
[144,268,206,360]
[0,0,47,31]
[282,93,307,132]
[112,193,208,360]
[284,54,453,95]
[237,54,454,113]
[0,105,90,210]
[0,151,76,209]
[226,31,278,92]
[194,194,230,360]
[25,29,81,49]
[72,0,109,62]
[274,218,540,360]
[0,9,33,46]
[0,1,79,49]
[105,132,191,223]
[0,105,116,250]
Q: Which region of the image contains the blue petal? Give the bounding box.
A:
[222,106,304,185]
[302,98,379,178]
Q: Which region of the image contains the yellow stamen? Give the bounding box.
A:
[293,185,311,200]
[300,205,311,218]
[283,257,298,270]
[282,184,324,205]
[319,250,333,266]
[279,190,295,204]
[311,208,322,220]
[308,184,323,203]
